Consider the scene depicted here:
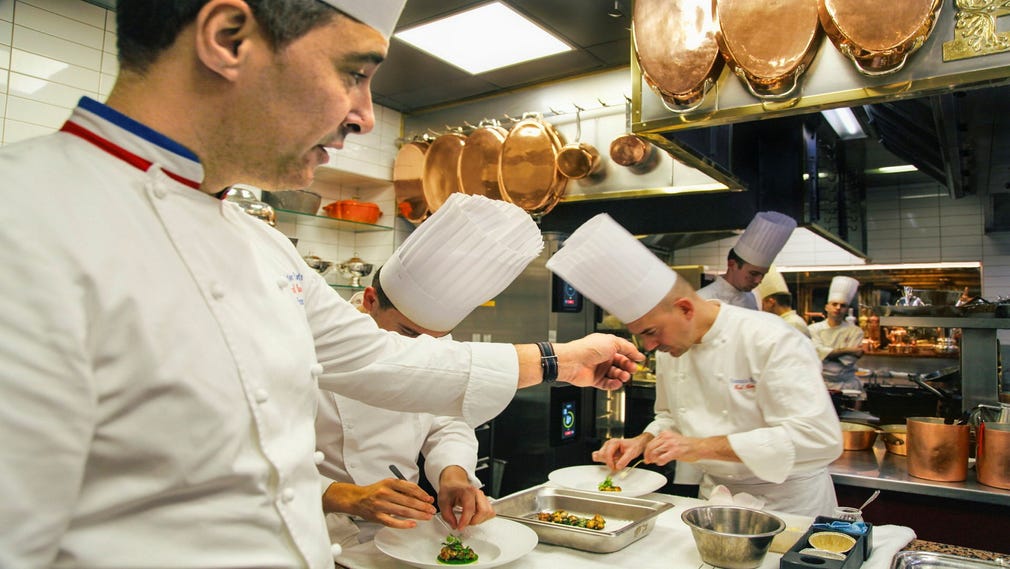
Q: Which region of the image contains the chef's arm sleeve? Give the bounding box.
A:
[643,357,679,438]
[727,333,843,483]
[810,330,834,360]
[0,225,93,568]
[421,416,481,493]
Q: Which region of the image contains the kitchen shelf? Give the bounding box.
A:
[879,317,1010,329]
[329,284,364,291]
[274,208,392,232]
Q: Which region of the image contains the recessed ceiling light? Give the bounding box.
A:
[866,165,919,174]
[394,2,573,75]
[821,108,866,140]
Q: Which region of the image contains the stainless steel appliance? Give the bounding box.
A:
[453,233,597,496]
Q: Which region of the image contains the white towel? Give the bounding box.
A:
[863,525,918,569]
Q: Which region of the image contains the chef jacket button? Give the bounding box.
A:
[331,543,343,560]
[722,410,729,416]
[254,389,269,403]
[678,407,686,414]
[310,364,324,377]
[210,283,225,299]
[314,451,325,465]
[277,277,289,289]
[281,487,295,502]
[716,373,724,380]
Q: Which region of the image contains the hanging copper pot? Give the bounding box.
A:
[633,0,723,111]
[498,115,568,216]
[556,109,604,180]
[421,131,467,213]
[458,120,510,202]
[393,139,430,225]
[716,0,822,100]
[818,0,941,76]
[609,134,661,175]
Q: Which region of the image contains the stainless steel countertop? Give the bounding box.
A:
[829,441,1010,506]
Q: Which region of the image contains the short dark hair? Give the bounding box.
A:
[370,266,396,312]
[116,0,338,73]
[767,292,793,308]
[727,248,746,267]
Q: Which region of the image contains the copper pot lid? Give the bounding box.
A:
[421,132,467,213]
[819,0,940,76]
[499,117,566,214]
[393,140,430,225]
[717,0,822,99]
[458,122,510,202]
[633,0,723,108]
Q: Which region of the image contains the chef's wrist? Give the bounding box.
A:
[536,341,558,383]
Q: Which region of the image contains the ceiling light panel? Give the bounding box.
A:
[394,2,573,75]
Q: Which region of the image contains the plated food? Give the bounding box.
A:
[373,517,537,569]
[548,465,666,497]
[597,475,621,492]
[437,535,478,565]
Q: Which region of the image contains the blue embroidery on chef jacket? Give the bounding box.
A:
[731,378,756,391]
[286,272,306,305]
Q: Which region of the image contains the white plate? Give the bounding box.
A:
[374,517,538,568]
[548,464,667,497]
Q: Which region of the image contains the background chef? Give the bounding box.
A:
[756,267,812,338]
[810,276,865,396]
[318,194,540,547]
[547,214,843,517]
[698,211,796,310]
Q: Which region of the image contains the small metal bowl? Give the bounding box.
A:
[681,505,785,569]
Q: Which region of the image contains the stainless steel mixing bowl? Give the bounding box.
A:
[681,505,785,569]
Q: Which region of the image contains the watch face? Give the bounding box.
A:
[560,400,576,441]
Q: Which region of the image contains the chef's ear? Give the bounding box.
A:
[673,297,695,320]
[361,287,379,312]
[193,0,257,81]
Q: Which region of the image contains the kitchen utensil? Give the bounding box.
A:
[547,464,666,497]
[808,531,856,553]
[388,464,406,480]
[302,255,334,276]
[458,120,510,201]
[879,424,908,455]
[394,139,431,225]
[422,131,466,213]
[322,200,382,225]
[498,115,567,216]
[798,547,847,561]
[373,517,537,568]
[224,185,276,226]
[716,0,822,100]
[831,507,863,522]
[261,190,321,215]
[556,108,603,180]
[839,422,877,451]
[633,0,723,110]
[976,422,1010,490]
[616,458,645,480]
[907,417,969,482]
[681,505,785,569]
[819,0,941,76]
[336,256,373,287]
[858,489,881,512]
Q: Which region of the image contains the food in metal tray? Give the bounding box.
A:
[597,476,622,492]
[536,510,606,530]
[436,534,478,564]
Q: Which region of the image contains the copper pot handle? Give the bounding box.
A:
[840,42,913,77]
[660,78,717,114]
[734,63,806,101]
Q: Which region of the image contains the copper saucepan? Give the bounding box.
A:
[458,120,510,202]
[609,134,661,175]
[819,0,941,76]
[716,0,822,100]
[633,0,723,111]
[498,115,568,216]
[393,138,430,225]
[556,109,604,180]
[421,131,467,214]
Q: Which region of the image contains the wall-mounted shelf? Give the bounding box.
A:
[274,208,392,232]
[879,317,1010,329]
[329,284,364,291]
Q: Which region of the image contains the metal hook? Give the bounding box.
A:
[548,106,564,116]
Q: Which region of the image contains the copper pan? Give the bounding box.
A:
[633,0,723,112]
[393,139,430,225]
[458,120,510,202]
[819,0,941,76]
[556,109,604,180]
[498,116,567,216]
[977,422,1010,490]
[610,134,661,175]
[421,131,467,213]
[906,417,969,482]
[716,0,822,100]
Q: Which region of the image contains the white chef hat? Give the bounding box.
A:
[317,0,407,38]
[755,266,790,300]
[379,193,543,332]
[733,211,797,268]
[828,276,860,304]
[545,214,678,324]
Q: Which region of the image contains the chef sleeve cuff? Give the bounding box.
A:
[462,342,518,427]
[727,429,795,484]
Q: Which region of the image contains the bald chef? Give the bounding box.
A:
[548,214,843,516]
[756,267,812,338]
[317,194,541,548]
[698,212,796,310]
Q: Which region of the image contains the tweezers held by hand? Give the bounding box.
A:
[388,464,406,480]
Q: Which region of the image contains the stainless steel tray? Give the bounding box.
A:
[494,486,674,553]
[891,551,1007,569]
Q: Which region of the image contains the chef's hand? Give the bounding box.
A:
[437,466,495,530]
[644,431,738,465]
[322,479,436,529]
[592,434,651,472]
[555,333,644,390]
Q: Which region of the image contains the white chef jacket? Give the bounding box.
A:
[781,309,812,338]
[0,98,517,569]
[809,320,865,392]
[697,275,759,310]
[646,302,843,516]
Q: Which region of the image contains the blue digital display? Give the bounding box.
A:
[560,400,577,441]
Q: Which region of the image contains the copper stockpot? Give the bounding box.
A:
[633,0,723,110]
[818,0,941,76]
[716,0,822,100]
[906,417,969,482]
[840,422,877,451]
[976,422,1010,490]
[498,116,568,216]
[421,132,467,214]
[393,139,430,225]
[458,121,510,202]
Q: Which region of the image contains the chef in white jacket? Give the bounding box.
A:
[548,214,843,517]
[809,276,865,395]
[756,266,812,338]
[698,211,797,310]
[318,193,541,547]
[0,3,642,568]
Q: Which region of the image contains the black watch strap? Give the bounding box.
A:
[537,341,558,383]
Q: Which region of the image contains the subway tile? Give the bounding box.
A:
[867,249,902,263]
[14,2,103,48]
[939,246,982,261]
[939,235,983,248]
[102,29,113,53]
[2,117,52,142]
[104,9,114,33]
[900,249,942,263]
[97,71,112,95]
[12,25,101,70]
[982,264,1010,278]
[100,49,116,75]
[0,0,12,22]
[901,235,940,248]
[10,71,91,107]
[11,48,98,90]
[0,90,5,116]
[0,67,7,92]
[20,0,105,28]
[5,93,71,127]
[0,18,11,46]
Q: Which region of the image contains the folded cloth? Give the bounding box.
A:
[708,484,767,510]
[862,525,917,569]
[813,521,869,536]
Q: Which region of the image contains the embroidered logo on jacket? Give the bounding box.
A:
[286,272,305,305]
[731,378,756,391]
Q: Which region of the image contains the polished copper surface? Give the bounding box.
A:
[907,417,970,483]
[976,422,1010,490]
[421,132,466,213]
[393,141,429,225]
[820,0,941,75]
[717,0,822,99]
[609,134,661,174]
[498,117,565,214]
[633,0,724,107]
[557,142,602,179]
[458,124,509,201]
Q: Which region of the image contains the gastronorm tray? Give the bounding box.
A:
[493,486,673,553]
